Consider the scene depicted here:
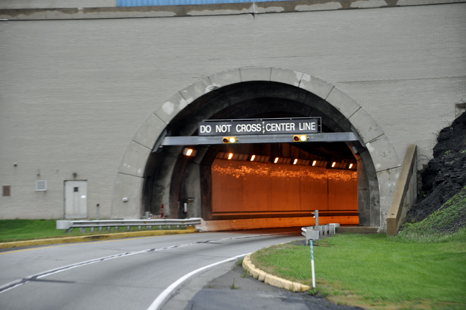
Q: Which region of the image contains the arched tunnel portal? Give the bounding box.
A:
[142,81,380,227]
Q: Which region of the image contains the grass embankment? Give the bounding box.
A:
[399,186,466,243]
[251,189,466,309]
[0,219,187,243]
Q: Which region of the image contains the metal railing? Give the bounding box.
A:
[56,218,202,233]
[301,210,340,244]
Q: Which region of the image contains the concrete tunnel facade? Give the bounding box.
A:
[111,67,401,231]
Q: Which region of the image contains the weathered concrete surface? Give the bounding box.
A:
[111,173,144,219]
[0,3,464,226]
[1,0,465,19]
[0,0,115,9]
[387,145,417,235]
[117,141,151,177]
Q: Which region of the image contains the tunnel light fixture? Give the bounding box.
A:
[182,148,197,157]
[250,155,256,162]
[223,136,237,144]
[331,162,336,168]
[312,160,317,166]
[274,157,279,164]
[293,135,308,142]
[293,159,298,165]
[228,153,233,160]
[349,163,353,169]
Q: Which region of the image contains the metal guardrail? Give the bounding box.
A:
[301,224,340,244]
[56,218,202,233]
[301,210,340,244]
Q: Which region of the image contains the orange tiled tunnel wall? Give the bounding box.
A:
[211,159,358,224]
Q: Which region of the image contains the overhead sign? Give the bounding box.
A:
[198,117,321,136]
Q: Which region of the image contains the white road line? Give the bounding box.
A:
[147,253,250,310]
[0,234,269,294]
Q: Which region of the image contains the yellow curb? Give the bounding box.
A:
[0,227,198,249]
[242,253,310,292]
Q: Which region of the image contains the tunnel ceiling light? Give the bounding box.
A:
[274,157,279,163]
[312,160,317,166]
[228,153,233,160]
[293,135,308,142]
[223,137,237,144]
[250,155,256,161]
[182,148,197,157]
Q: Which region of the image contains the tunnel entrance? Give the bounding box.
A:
[123,72,387,230]
[142,82,378,227]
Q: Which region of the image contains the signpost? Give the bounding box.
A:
[198,117,321,136]
[310,240,316,288]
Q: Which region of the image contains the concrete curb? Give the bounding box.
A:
[0,227,198,249]
[242,253,311,292]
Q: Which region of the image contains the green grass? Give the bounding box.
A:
[0,219,187,242]
[251,234,466,309]
[398,186,466,243]
[250,186,466,309]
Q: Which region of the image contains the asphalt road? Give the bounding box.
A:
[0,228,311,310]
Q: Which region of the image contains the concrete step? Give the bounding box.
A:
[336,226,379,234]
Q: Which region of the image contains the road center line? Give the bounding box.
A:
[0,234,269,294]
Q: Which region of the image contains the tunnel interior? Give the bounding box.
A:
[208,142,358,225]
[142,81,380,227]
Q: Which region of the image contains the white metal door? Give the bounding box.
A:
[65,181,87,219]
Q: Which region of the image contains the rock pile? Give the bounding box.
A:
[408,111,466,222]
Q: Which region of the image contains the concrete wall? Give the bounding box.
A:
[0,1,115,9]
[1,2,465,224]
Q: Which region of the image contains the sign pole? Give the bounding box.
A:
[310,239,316,288]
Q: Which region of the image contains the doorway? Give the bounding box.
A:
[65,181,88,219]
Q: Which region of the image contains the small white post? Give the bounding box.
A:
[314,210,319,228]
[310,239,316,288]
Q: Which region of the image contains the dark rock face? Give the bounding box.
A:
[408,112,466,222]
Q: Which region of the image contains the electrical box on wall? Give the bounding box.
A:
[36,180,47,191]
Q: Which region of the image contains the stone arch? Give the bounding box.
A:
[111,67,400,231]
